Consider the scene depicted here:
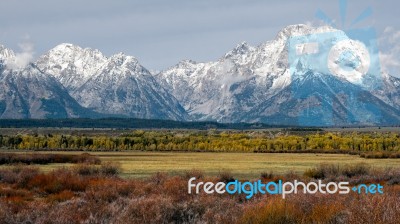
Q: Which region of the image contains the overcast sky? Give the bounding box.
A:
[0,0,398,71]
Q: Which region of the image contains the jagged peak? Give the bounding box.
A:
[275,24,339,40]
[161,59,199,72]
[0,44,16,59]
[0,44,23,70]
[47,43,105,59]
[52,43,82,51]
[224,41,254,58]
[109,52,139,66]
[176,59,197,68]
[276,24,312,38]
[111,52,126,58]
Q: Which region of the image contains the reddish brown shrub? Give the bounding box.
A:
[99,162,120,176]
[74,163,120,177]
[148,172,169,185]
[47,190,74,202]
[241,197,299,223]
[218,171,235,183]
[0,152,100,165]
[0,187,31,199]
[260,171,274,180]
[117,195,175,223]
[183,169,204,180]
[0,165,399,223]
[27,169,88,194]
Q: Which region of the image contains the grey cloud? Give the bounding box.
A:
[0,0,397,70]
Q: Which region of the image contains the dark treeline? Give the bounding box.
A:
[0,118,283,129]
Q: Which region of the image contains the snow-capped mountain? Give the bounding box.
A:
[1,23,400,125]
[0,45,97,118]
[155,25,329,122]
[373,72,400,111]
[36,43,107,91]
[0,45,15,63]
[73,53,188,119]
[244,71,400,126]
[36,44,188,120]
[156,24,400,125]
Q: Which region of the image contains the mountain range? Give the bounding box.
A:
[1,24,400,126]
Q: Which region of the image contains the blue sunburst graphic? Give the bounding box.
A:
[316,0,373,30]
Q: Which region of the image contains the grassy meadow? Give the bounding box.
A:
[1,151,399,179]
[0,153,400,223]
[1,128,400,223]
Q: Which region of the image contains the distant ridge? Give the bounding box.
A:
[0,118,287,129]
[1,24,400,126]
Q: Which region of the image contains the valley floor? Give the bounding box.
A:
[2,151,400,179]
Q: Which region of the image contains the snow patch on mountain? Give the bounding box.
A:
[36,43,107,91]
[36,45,188,120]
[156,24,400,124]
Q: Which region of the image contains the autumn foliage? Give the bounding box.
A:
[2,131,400,156]
[0,163,399,223]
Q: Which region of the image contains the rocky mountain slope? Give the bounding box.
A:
[0,45,97,118]
[156,24,400,126]
[35,44,188,120]
[1,24,399,125]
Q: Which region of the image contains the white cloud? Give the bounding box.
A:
[379,26,400,76]
[6,37,35,69]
